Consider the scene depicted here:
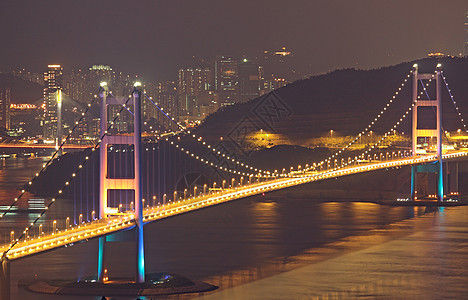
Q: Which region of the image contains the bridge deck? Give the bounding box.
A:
[1,151,467,260]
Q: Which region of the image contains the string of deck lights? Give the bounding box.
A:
[140,92,273,177]
[0,68,450,256]
[4,83,281,258]
[2,86,137,257]
[317,73,435,173]
[441,71,468,134]
[0,69,440,250]
[0,94,99,220]
[300,70,414,174]
[3,84,274,256]
[290,71,434,176]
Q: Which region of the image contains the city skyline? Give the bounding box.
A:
[1,1,468,81]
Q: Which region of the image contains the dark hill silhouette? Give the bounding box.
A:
[195,57,468,143]
[0,73,43,104]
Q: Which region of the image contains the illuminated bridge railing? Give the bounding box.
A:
[2,151,468,260]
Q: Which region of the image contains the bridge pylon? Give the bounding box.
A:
[410,64,444,201]
[98,83,145,283]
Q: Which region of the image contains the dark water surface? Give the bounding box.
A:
[1,158,467,299]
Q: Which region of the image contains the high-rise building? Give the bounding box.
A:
[43,64,63,140]
[238,59,263,103]
[141,81,159,121]
[157,81,178,122]
[259,47,297,82]
[464,11,468,56]
[0,88,11,129]
[214,55,238,105]
[62,65,132,105]
[177,67,212,96]
[177,67,212,115]
[63,69,86,104]
[197,90,220,118]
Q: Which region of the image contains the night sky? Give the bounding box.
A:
[1,0,467,81]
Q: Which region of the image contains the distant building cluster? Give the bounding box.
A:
[174,52,292,121]
[7,48,294,143]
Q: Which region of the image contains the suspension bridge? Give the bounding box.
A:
[0,63,467,299]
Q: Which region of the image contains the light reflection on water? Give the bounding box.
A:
[0,158,465,299]
[198,206,468,300]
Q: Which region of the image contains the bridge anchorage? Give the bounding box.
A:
[408,64,459,203]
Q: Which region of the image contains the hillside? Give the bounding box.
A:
[195,57,468,145]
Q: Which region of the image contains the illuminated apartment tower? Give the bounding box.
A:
[464,11,468,56]
[158,81,178,119]
[0,88,10,129]
[238,59,263,103]
[177,67,212,115]
[215,55,238,105]
[43,65,63,140]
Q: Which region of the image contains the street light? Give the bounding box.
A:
[330,130,333,138]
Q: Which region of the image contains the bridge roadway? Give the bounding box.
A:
[1,151,467,260]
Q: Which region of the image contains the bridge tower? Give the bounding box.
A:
[410,64,444,201]
[98,83,145,283]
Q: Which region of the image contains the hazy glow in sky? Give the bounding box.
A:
[0,0,467,80]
